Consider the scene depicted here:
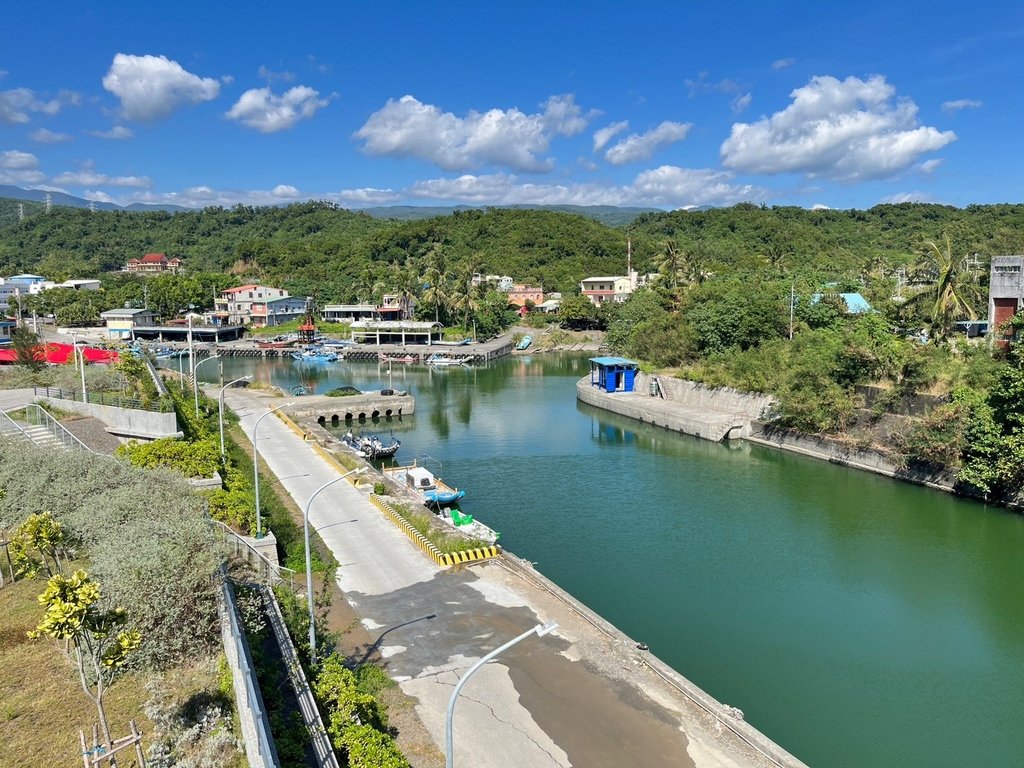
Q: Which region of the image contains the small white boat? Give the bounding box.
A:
[425,353,469,367]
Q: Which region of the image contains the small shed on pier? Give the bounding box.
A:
[588,357,639,393]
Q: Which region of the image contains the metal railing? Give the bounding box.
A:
[212,520,297,591]
[4,404,94,453]
[33,386,174,413]
[0,409,31,443]
[219,574,280,768]
[260,583,340,768]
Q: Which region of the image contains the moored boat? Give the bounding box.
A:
[341,430,401,460]
[516,335,533,350]
[381,463,497,543]
[256,337,297,349]
[425,352,469,367]
[291,347,338,363]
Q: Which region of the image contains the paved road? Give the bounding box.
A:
[0,388,35,411]
[224,389,796,768]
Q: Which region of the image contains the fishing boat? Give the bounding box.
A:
[381,462,497,542]
[516,335,533,350]
[383,464,465,506]
[379,352,417,364]
[341,430,401,460]
[425,353,469,367]
[290,347,338,363]
[256,337,296,349]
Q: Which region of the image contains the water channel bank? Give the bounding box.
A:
[201,354,1024,768]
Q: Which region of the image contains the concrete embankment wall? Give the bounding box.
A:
[37,395,182,439]
[747,423,959,492]
[638,374,775,421]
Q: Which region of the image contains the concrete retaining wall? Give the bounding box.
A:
[285,391,415,422]
[638,373,776,420]
[37,395,181,439]
[747,422,959,492]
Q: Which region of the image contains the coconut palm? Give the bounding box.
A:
[654,240,683,289]
[904,236,980,341]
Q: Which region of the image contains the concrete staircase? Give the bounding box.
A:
[21,424,66,450]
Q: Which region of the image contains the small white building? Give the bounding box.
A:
[99,307,157,338]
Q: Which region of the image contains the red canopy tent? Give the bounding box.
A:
[0,342,119,365]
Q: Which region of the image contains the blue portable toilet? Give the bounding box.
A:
[589,357,639,393]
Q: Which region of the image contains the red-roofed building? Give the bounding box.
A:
[125,253,183,274]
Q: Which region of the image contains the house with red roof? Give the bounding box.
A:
[125,253,183,274]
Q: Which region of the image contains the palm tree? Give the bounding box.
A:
[904,236,979,341]
[654,240,682,289]
[389,263,420,320]
[420,263,448,324]
[449,265,481,331]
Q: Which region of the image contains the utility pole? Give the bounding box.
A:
[788,284,795,341]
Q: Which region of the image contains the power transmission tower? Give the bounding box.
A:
[88,200,97,213]
[17,203,24,221]
[44,193,52,213]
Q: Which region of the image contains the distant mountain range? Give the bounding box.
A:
[0,185,189,213]
[0,185,661,225]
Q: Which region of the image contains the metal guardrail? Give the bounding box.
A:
[259,583,340,768]
[0,409,31,443]
[33,386,174,413]
[5,403,94,453]
[220,574,280,768]
[211,521,297,591]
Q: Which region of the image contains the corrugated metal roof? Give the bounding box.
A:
[589,356,639,367]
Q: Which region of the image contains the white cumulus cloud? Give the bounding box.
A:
[0,149,45,185]
[771,58,795,71]
[406,166,762,209]
[0,88,77,124]
[604,121,691,165]
[29,128,72,144]
[226,86,331,133]
[51,164,152,188]
[271,184,300,198]
[941,98,982,113]
[879,191,938,204]
[720,74,956,181]
[87,125,134,140]
[355,94,591,172]
[103,53,220,122]
[592,121,629,152]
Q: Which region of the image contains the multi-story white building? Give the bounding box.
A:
[215,285,307,327]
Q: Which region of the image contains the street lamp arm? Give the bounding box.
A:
[304,466,366,660]
[445,621,558,768]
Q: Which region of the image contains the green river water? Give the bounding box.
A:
[199,352,1024,768]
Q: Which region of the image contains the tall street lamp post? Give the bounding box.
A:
[192,354,220,417]
[304,467,365,659]
[445,621,559,768]
[218,376,253,459]
[252,403,291,537]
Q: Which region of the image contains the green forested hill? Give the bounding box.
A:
[1,200,1023,302]
[627,203,1024,275]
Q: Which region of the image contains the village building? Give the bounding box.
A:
[322,303,380,323]
[507,284,544,308]
[580,275,635,306]
[989,255,1024,342]
[214,285,306,327]
[99,307,158,339]
[349,319,443,346]
[125,253,183,274]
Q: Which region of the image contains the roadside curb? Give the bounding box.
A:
[368,493,501,568]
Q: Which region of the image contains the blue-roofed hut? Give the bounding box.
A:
[588,356,639,393]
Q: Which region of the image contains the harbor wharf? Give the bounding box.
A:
[145,333,515,363]
[222,387,808,768]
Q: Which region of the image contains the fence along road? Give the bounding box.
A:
[222,388,802,768]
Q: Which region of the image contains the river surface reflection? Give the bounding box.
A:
[196,352,1024,768]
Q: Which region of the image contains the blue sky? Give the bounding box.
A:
[1,1,1021,211]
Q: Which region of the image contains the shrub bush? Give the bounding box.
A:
[117,437,220,479]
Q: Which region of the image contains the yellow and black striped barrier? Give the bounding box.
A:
[369,494,501,568]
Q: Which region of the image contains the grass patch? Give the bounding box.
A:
[226,423,337,573]
[392,503,490,553]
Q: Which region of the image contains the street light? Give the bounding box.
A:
[304,467,366,659]
[218,376,253,459]
[68,331,87,403]
[192,354,221,417]
[252,402,292,537]
[445,621,559,768]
